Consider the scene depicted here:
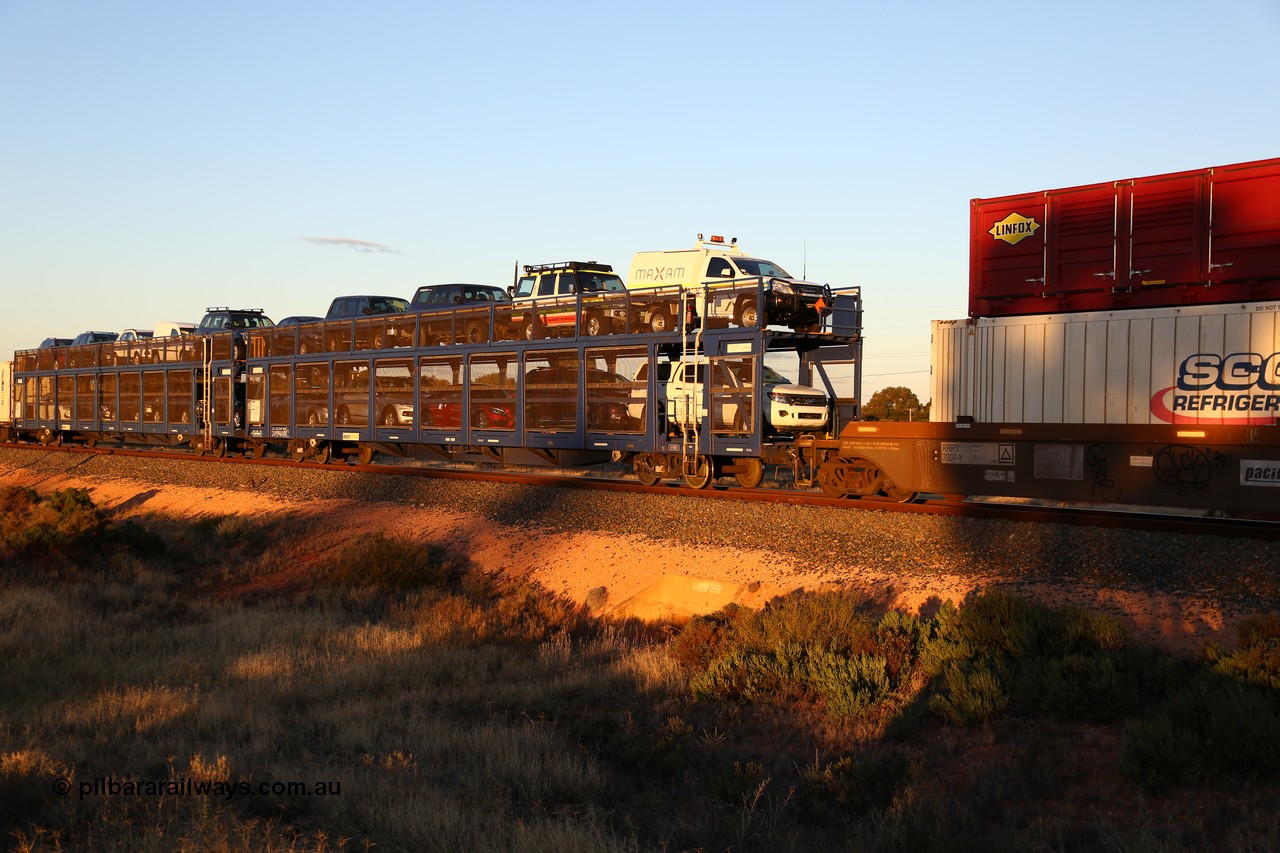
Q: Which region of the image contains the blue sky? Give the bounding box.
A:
[2,0,1278,401]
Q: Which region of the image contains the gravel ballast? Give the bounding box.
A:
[1,446,1276,653]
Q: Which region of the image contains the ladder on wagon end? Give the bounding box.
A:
[677,287,705,481]
[199,335,214,453]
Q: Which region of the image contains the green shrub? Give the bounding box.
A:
[667,608,743,670]
[929,659,1010,725]
[1019,651,1142,721]
[1122,670,1280,789]
[804,649,891,718]
[1121,716,1204,791]
[0,485,106,561]
[678,596,914,719]
[1206,621,1280,690]
[322,533,450,591]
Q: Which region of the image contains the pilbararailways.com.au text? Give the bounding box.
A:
[54,776,342,801]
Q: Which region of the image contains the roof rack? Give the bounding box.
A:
[522,261,613,274]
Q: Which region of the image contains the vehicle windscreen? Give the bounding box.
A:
[734,258,792,278]
[580,273,625,293]
[761,366,793,384]
[371,298,410,313]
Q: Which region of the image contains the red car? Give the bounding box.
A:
[420,387,516,430]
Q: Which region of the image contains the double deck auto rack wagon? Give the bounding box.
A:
[5,279,868,490]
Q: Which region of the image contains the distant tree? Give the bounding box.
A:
[862,386,929,422]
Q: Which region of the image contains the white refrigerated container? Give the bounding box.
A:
[931,301,1280,425]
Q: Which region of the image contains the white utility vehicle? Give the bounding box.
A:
[632,357,830,434]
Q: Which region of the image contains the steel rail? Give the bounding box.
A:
[4,440,1278,540]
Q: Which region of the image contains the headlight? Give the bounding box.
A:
[770,281,794,295]
[770,391,826,406]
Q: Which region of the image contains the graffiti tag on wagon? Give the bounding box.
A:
[1152,445,1213,492]
[1086,443,1121,503]
[1149,351,1280,425]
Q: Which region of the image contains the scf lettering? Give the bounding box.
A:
[1176,352,1280,392]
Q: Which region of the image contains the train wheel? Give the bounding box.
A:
[734,457,765,489]
[314,443,331,464]
[289,440,307,462]
[683,456,713,489]
[634,454,662,486]
[356,445,375,465]
[248,440,267,459]
[883,486,919,503]
[817,457,851,498]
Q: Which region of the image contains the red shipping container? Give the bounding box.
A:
[970,157,1280,317]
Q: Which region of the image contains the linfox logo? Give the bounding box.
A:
[1149,351,1280,425]
[989,212,1041,246]
[632,265,686,284]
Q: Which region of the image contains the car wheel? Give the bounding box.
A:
[585,314,605,336]
[336,407,350,426]
[736,300,759,328]
[381,407,397,427]
[524,320,540,340]
[650,311,671,334]
[465,320,487,343]
[474,409,491,429]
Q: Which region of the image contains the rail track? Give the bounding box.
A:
[6,440,1278,541]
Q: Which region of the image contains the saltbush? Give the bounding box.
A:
[0,486,106,561]
[322,533,450,591]
[1123,623,1280,789]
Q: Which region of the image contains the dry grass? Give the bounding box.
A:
[1,493,1279,851]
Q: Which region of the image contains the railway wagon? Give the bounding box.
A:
[808,420,1280,515]
[5,280,867,491]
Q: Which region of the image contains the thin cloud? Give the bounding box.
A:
[299,236,400,254]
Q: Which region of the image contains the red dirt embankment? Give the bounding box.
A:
[1,464,1255,657]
